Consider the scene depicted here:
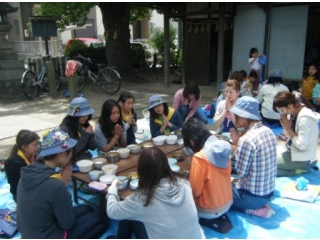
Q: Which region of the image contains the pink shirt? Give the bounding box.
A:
[173,88,201,119]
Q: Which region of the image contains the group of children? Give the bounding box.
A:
[3,51,320,238]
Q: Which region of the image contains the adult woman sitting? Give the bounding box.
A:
[229,96,277,218]
[256,69,289,128]
[213,79,240,134]
[182,118,233,233]
[273,91,319,176]
[173,82,208,124]
[149,94,183,138]
[106,147,204,239]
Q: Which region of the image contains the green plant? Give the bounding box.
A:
[148,25,177,67]
[130,43,149,69]
[64,39,88,59]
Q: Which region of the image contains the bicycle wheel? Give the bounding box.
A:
[21,70,38,100]
[100,68,121,94]
[76,67,87,92]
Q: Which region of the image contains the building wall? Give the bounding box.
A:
[6,2,23,42]
[232,5,266,74]
[268,5,308,81]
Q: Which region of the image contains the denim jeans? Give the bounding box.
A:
[178,105,208,124]
[231,186,272,211]
[67,205,109,239]
[117,220,148,239]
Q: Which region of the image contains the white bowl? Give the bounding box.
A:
[117,176,129,190]
[170,165,180,172]
[88,170,101,181]
[92,158,107,169]
[177,138,184,147]
[130,179,139,190]
[116,148,130,158]
[101,164,118,175]
[166,135,178,145]
[99,174,116,185]
[76,160,93,173]
[168,157,177,166]
[152,135,166,146]
[127,144,142,154]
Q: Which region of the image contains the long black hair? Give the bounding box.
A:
[9,130,39,158]
[117,91,136,115]
[60,115,92,135]
[304,63,320,80]
[98,99,123,141]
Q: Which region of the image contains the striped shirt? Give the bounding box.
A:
[236,122,277,196]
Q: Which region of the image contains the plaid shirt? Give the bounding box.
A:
[236,122,277,196]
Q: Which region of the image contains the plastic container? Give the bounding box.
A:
[88,181,107,191]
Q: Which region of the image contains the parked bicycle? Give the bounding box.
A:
[74,54,121,94]
[21,54,61,100]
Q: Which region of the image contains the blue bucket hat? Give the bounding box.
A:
[269,69,283,78]
[230,96,262,121]
[149,95,166,109]
[38,129,77,157]
[67,97,94,117]
[203,135,231,169]
[258,55,267,65]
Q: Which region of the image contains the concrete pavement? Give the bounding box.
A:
[0,78,218,158]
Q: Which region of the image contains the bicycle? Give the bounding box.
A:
[74,54,121,94]
[21,54,61,100]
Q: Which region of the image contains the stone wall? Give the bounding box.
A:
[0,59,25,101]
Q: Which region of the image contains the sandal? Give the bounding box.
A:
[199,214,233,233]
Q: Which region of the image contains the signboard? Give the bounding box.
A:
[30,17,57,37]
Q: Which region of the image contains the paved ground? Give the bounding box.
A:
[0,75,218,158]
[1,74,319,161]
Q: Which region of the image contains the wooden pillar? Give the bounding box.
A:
[217,3,225,91]
[68,75,78,100]
[164,3,170,87]
[46,61,58,98]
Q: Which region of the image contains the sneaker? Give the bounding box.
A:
[278,132,287,141]
[245,204,275,218]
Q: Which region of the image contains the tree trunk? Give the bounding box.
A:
[99,3,133,78]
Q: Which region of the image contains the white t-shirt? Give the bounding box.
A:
[248,57,261,71]
[256,84,289,119]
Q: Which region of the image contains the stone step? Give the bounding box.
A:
[0,59,24,70]
[0,68,25,80]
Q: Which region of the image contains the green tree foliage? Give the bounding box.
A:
[38,2,153,76]
[148,25,178,67]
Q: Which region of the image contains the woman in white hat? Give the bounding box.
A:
[60,97,97,162]
[148,94,183,138]
[229,96,277,218]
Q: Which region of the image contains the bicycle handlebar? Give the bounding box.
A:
[75,54,93,65]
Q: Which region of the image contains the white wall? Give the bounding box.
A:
[268,5,308,81]
[232,5,266,73]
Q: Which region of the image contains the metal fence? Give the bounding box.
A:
[11,40,63,59]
